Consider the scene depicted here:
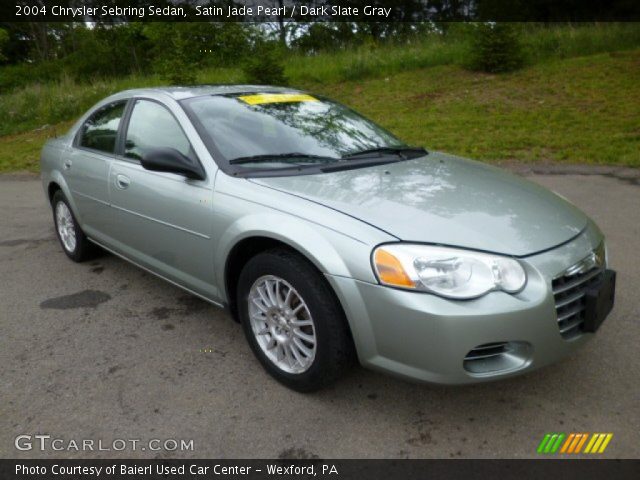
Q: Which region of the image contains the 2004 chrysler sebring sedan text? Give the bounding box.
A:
[40,86,616,391]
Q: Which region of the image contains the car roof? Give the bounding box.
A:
[67,85,310,138]
[116,85,304,101]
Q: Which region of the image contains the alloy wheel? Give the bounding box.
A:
[248,275,317,374]
[55,201,77,253]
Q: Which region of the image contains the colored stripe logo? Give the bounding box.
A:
[537,433,613,454]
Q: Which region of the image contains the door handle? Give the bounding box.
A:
[115,174,131,190]
[63,160,72,170]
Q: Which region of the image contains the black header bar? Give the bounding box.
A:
[2,0,640,23]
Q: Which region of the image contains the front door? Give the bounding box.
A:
[108,99,216,299]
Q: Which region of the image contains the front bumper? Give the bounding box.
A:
[326,222,608,384]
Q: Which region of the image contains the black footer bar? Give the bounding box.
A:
[2,459,639,480]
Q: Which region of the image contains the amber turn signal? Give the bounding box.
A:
[373,248,416,288]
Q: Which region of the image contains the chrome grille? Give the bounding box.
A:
[552,266,604,340]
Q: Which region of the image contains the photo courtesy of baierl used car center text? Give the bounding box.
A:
[0,1,639,479]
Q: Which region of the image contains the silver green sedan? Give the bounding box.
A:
[40,86,616,391]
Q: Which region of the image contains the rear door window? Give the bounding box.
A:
[78,101,126,154]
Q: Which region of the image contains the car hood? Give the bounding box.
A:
[250,153,588,256]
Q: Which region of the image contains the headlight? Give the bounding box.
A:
[372,244,526,299]
[596,240,607,268]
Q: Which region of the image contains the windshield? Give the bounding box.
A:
[181,93,410,173]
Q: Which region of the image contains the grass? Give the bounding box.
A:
[2,23,639,138]
[285,23,640,84]
[0,70,245,138]
[309,49,640,165]
[1,24,639,172]
[0,122,74,173]
[284,36,468,84]
[523,22,640,62]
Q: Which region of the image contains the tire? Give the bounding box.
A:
[52,190,96,262]
[237,248,354,392]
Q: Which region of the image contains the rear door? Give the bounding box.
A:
[108,98,216,298]
[64,100,127,240]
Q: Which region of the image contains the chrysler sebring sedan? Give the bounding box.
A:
[40,86,616,391]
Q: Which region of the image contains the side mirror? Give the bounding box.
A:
[141,148,205,180]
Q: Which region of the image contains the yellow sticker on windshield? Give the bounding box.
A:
[239,93,318,105]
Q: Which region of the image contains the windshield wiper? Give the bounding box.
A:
[321,157,404,173]
[228,153,337,165]
[342,146,427,159]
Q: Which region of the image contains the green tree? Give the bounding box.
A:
[465,23,525,73]
[242,41,287,86]
[61,24,151,78]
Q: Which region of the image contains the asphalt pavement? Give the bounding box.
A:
[1,168,638,459]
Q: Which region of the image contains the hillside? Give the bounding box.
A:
[0,48,638,173]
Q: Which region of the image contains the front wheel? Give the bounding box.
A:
[52,190,96,262]
[237,249,353,392]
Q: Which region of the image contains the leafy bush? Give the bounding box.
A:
[465,23,525,73]
[143,23,254,85]
[0,60,63,91]
[242,43,287,86]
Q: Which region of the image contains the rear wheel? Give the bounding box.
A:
[52,190,96,262]
[237,248,353,392]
